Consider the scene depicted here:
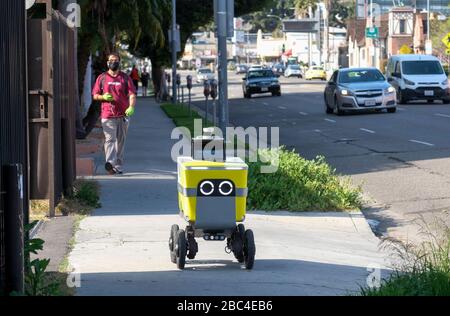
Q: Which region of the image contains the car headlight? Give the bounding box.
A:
[442,79,449,86]
[385,86,396,94]
[404,78,415,86]
[341,89,353,96]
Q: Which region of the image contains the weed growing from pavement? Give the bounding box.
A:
[360,217,450,296]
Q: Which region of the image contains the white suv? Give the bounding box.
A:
[386,55,450,104]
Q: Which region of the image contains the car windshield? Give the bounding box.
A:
[402,61,444,75]
[247,70,275,79]
[289,65,300,70]
[199,69,212,74]
[339,69,385,83]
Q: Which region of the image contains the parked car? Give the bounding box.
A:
[272,63,285,76]
[242,69,281,98]
[248,64,264,71]
[305,66,327,81]
[284,64,303,78]
[386,54,450,104]
[324,68,397,115]
[196,68,215,83]
[236,64,249,74]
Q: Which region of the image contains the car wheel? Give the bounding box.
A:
[397,88,407,104]
[443,99,450,104]
[428,100,434,104]
[325,94,333,114]
[334,96,344,116]
[387,107,397,113]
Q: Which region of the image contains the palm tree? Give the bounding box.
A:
[293,0,319,18]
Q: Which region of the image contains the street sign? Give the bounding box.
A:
[442,33,450,48]
[366,27,379,39]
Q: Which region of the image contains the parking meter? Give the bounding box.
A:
[176,74,181,86]
[167,73,171,85]
[186,75,193,90]
[210,80,218,127]
[203,80,211,98]
[203,80,211,124]
[210,79,218,100]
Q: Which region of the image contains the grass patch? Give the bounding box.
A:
[247,148,362,211]
[31,180,101,219]
[58,214,86,274]
[360,219,450,296]
[161,103,212,137]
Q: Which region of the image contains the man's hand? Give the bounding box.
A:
[102,93,115,102]
[125,106,135,117]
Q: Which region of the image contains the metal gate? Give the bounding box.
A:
[27,0,77,217]
[0,0,29,295]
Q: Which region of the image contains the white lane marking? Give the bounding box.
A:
[278,106,287,110]
[360,128,376,134]
[314,129,322,133]
[324,119,336,123]
[263,102,269,106]
[435,113,450,118]
[299,112,308,116]
[409,140,435,147]
[397,107,406,111]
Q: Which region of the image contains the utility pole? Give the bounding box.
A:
[215,0,231,135]
[171,0,177,104]
[427,0,430,41]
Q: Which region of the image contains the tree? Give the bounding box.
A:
[127,0,274,97]
[293,0,319,18]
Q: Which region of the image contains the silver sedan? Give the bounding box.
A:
[324,68,397,115]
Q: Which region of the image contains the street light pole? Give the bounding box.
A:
[171,0,177,104]
[427,0,430,41]
[217,0,229,134]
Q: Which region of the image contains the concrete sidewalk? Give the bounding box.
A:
[68,98,389,296]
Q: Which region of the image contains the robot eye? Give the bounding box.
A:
[219,181,234,196]
[199,181,214,196]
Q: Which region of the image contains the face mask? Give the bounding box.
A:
[108,61,120,71]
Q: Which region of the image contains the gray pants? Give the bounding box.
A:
[102,117,130,170]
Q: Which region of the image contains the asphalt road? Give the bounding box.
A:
[183,70,450,242]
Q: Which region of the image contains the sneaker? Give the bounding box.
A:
[105,162,116,175]
[113,167,123,175]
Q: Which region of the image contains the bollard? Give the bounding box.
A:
[3,164,25,295]
[176,74,181,104]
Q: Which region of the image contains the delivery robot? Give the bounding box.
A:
[169,134,256,270]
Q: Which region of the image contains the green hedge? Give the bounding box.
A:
[247,148,362,211]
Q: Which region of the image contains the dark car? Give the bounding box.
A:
[272,63,285,77]
[236,64,249,74]
[242,69,281,98]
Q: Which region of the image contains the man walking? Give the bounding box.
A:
[92,53,137,175]
[140,68,150,97]
[130,65,140,93]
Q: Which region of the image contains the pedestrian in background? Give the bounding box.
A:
[141,68,150,97]
[92,52,137,175]
[130,65,140,93]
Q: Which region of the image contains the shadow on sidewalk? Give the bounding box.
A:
[75,258,391,296]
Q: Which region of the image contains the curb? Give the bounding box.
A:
[29,219,44,239]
